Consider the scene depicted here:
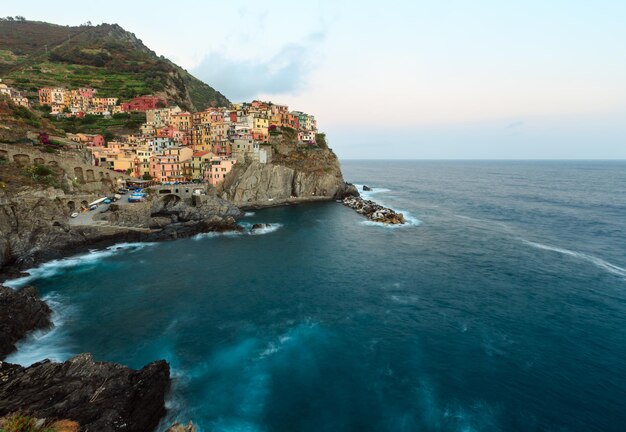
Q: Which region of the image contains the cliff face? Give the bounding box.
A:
[221,134,357,207]
[0,285,51,359]
[0,353,169,432]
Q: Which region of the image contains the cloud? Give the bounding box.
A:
[192,32,325,101]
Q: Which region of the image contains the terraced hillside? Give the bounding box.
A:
[0,20,229,111]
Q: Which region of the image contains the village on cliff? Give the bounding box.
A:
[1,80,320,186]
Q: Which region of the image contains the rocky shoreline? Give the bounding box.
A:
[0,354,170,432]
[0,285,51,358]
[342,195,405,225]
[0,182,359,430]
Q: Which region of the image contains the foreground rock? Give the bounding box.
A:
[342,196,405,225]
[0,353,169,432]
[0,285,52,359]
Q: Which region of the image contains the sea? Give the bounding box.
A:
[6,160,626,432]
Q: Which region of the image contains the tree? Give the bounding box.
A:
[142,173,152,181]
[15,16,26,22]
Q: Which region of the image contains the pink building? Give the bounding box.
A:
[121,95,167,112]
[91,134,106,147]
[205,157,236,186]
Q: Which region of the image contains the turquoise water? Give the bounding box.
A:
[7,161,626,431]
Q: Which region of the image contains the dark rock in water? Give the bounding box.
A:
[363,185,372,191]
[0,285,52,359]
[251,223,269,231]
[0,353,170,432]
[333,182,360,200]
[342,196,405,225]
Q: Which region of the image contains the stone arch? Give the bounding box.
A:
[67,201,76,212]
[161,194,182,207]
[158,189,172,195]
[13,154,31,166]
[80,200,88,209]
[34,157,45,165]
[0,149,7,159]
[86,169,95,181]
[48,160,59,167]
[105,172,110,179]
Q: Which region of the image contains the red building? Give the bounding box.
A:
[121,95,167,112]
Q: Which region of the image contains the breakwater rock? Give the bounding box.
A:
[0,353,169,432]
[0,285,52,359]
[342,196,405,225]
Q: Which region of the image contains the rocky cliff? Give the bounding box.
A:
[221,132,357,207]
[0,353,169,432]
[0,285,51,358]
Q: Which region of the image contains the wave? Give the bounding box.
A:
[353,184,391,198]
[249,223,282,236]
[192,231,243,240]
[521,239,626,278]
[5,293,76,366]
[244,211,256,217]
[5,242,157,288]
[192,223,282,240]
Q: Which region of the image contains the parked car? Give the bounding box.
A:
[103,199,112,204]
[70,212,79,218]
[89,205,98,211]
[118,188,129,194]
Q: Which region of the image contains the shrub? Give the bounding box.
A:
[0,413,55,432]
[32,164,53,177]
[315,133,328,149]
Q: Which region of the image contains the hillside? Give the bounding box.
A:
[0,20,229,111]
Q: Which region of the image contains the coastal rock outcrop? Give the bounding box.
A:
[0,353,170,432]
[221,132,357,207]
[342,196,405,225]
[0,285,52,359]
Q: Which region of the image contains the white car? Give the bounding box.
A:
[70,212,79,218]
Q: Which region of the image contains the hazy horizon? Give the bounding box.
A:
[4,0,626,159]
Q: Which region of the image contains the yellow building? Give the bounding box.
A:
[191,124,212,150]
[169,112,193,131]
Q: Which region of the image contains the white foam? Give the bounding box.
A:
[192,223,282,240]
[360,211,421,229]
[5,293,76,366]
[249,223,282,235]
[4,242,157,288]
[351,184,421,228]
[244,211,256,217]
[521,239,626,278]
[353,184,391,198]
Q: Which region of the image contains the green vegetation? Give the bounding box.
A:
[7,61,154,99]
[0,413,55,432]
[22,164,60,188]
[0,20,229,110]
[315,133,328,149]
[49,112,145,135]
[9,104,40,127]
[142,173,153,181]
[0,49,18,64]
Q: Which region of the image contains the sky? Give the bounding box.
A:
[4,0,626,159]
